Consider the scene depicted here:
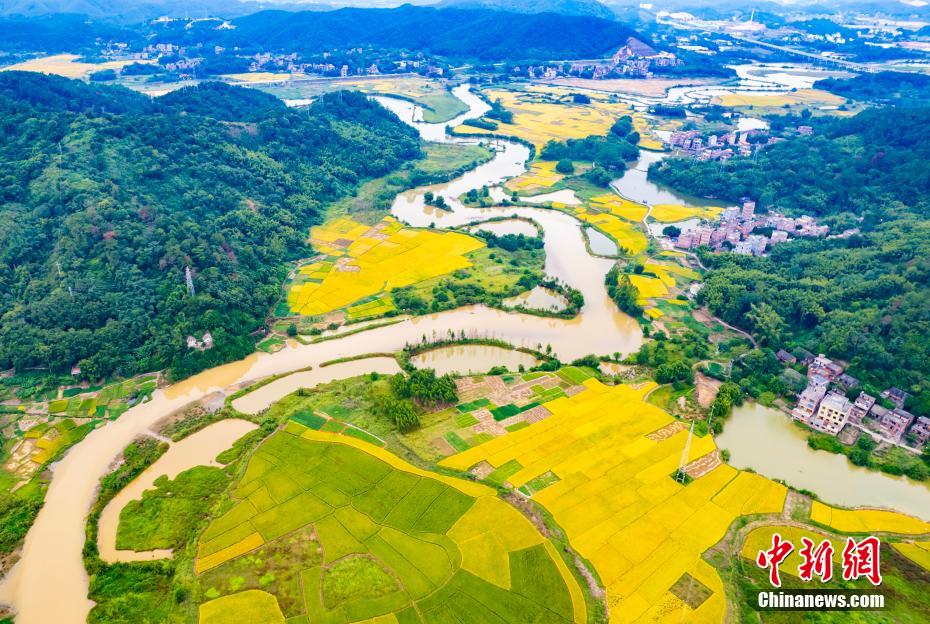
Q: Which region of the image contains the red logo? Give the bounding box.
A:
[756,533,882,587]
[756,532,794,587]
[841,536,882,586]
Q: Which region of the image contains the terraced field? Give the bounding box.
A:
[195,424,586,623]
[441,379,787,623]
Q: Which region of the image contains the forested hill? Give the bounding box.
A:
[161,6,644,61]
[649,108,930,414]
[0,72,420,381]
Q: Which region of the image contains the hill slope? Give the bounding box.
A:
[166,5,643,61]
[0,73,420,380]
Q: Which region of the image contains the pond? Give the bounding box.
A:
[585,227,619,256]
[717,402,930,520]
[610,150,730,209]
[409,345,539,376]
[503,286,569,313]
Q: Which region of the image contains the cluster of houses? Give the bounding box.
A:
[520,38,681,81]
[667,125,812,162]
[673,200,828,255]
[786,352,928,448]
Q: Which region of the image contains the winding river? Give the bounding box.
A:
[0,85,643,623]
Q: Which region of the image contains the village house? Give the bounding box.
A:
[881,387,911,410]
[878,408,916,443]
[792,377,829,422]
[776,349,797,365]
[848,391,875,424]
[810,392,852,435]
[186,331,214,351]
[808,354,843,382]
[909,417,930,447]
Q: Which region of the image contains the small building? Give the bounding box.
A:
[797,349,816,366]
[836,373,859,391]
[909,416,930,447]
[776,349,797,365]
[809,354,842,381]
[810,392,852,435]
[848,391,875,424]
[881,387,910,410]
[878,408,915,443]
[792,382,827,422]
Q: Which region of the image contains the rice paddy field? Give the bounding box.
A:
[506,161,567,193]
[194,424,587,623]
[892,541,930,571]
[0,54,147,78]
[648,204,723,223]
[441,378,787,623]
[401,368,595,462]
[809,501,930,535]
[626,261,701,307]
[287,216,484,318]
[713,88,845,110]
[453,85,663,150]
[256,76,469,123]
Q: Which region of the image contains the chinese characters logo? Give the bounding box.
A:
[756,533,882,587]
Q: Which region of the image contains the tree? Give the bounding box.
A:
[606,267,641,316]
[745,303,787,348]
[556,159,575,174]
[655,360,693,385]
[662,225,682,238]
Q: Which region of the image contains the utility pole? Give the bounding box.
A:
[185,266,195,296]
[675,421,695,484]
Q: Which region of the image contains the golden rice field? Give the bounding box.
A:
[714,89,845,109]
[572,209,649,255]
[1,54,147,79]
[630,275,669,302]
[441,379,787,623]
[287,217,484,317]
[740,525,844,580]
[810,501,930,535]
[891,541,930,571]
[455,85,663,150]
[200,589,285,624]
[649,204,723,223]
[505,160,565,192]
[589,194,648,222]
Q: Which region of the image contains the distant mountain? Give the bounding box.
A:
[0,14,139,51]
[435,0,615,20]
[179,6,643,61]
[0,0,333,22]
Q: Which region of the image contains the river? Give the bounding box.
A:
[0,84,644,623]
[96,419,259,563]
[717,403,930,520]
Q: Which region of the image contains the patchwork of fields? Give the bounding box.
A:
[441,379,788,623]
[288,216,484,318]
[195,425,586,623]
[453,85,663,150]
